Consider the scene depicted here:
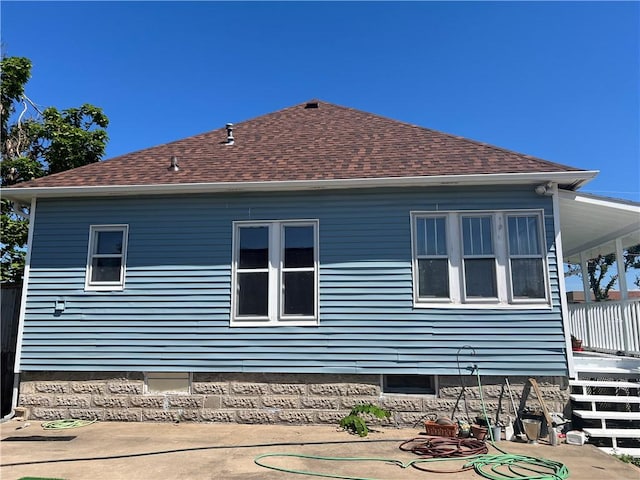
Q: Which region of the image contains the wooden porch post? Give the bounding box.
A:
[580,252,592,347]
[615,238,630,354]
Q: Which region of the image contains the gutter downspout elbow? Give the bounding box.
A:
[0,373,20,423]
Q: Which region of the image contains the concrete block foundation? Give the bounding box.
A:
[17,372,569,427]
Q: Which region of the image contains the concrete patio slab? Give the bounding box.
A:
[1,420,637,479]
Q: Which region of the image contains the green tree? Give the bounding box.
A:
[1,56,109,283]
[566,244,640,301]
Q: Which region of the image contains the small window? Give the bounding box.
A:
[85,225,128,290]
[383,375,436,395]
[232,220,318,326]
[145,372,191,394]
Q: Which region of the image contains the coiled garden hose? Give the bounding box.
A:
[254,451,569,480]
[255,367,569,480]
[41,419,97,430]
[399,436,488,458]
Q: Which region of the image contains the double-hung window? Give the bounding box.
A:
[461,215,497,300]
[412,210,548,307]
[414,216,449,299]
[232,220,318,326]
[85,225,128,291]
[507,215,546,301]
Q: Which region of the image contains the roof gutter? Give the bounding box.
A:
[2,170,598,202]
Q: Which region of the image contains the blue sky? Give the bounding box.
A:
[2,1,638,203]
[3,1,638,292]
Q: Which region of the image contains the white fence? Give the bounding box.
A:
[569,298,640,356]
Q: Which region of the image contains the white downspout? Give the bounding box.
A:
[552,184,576,378]
[5,197,37,420]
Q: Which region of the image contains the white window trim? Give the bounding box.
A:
[231,219,319,327]
[85,224,129,291]
[413,215,451,303]
[411,210,550,309]
[505,213,550,305]
[460,213,501,304]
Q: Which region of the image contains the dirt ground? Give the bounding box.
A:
[1,419,638,480]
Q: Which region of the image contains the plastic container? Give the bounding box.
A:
[566,430,587,446]
[522,418,541,444]
[505,422,515,441]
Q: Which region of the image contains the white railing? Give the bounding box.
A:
[569,298,640,356]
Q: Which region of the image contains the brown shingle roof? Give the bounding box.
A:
[12,100,584,189]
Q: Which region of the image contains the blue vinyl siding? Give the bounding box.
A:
[21,186,567,375]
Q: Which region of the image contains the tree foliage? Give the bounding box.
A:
[1,56,109,284]
[566,245,640,301]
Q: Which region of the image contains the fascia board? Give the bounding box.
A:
[558,189,640,212]
[2,170,599,202]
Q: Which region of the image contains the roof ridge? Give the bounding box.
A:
[310,100,580,170]
[8,99,589,191]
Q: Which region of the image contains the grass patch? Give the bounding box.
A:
[614,454,640,468]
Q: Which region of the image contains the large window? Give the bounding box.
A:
[232,220,318,326]
[85,225,128,291]
[412,211,548,307]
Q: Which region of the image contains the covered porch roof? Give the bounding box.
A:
[558,190,640,264]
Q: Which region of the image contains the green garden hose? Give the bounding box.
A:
[254,367,569,480]
[254,451,569,480]
[41,419,97,430]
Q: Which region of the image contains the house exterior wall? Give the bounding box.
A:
[18,372,569,427]
[20,186,566,376]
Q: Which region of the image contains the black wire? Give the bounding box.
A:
[0,438,408,467]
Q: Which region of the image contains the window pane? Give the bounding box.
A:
[418,259,449,298]
[508,216,541,255]
[283,271,314,316]
[464,259,497,297]
[284,226,314,268]
[239,226,269,269]
[462,216,493,255]
[96,231,124,254]
[512,259,545,298]
[91,257,122,282]
[237,272,269,316]
[384,375,435,394]
[416,217,446,256]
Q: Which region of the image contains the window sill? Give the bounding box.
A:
[85,285,125,292]
[231,319,318,327]
[413,301,552,310]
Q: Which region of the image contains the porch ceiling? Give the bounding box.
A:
[559,190,640,263]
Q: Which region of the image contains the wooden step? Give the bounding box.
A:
[597,447,640,458]
[569,380,640,389]
[583,428,640,438]
[570,394,640,403]
[573,410,640,420]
